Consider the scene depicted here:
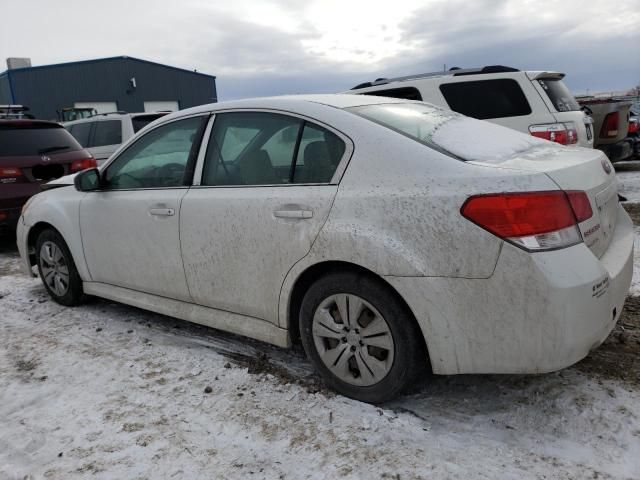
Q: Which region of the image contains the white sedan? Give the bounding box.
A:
[17,94,633,403]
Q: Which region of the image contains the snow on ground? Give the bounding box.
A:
[615,161,640,203]
[1,241,639,479]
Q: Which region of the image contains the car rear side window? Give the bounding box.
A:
[537,78,580,112]
[68,122,92,146]
[202,112,345,186]
[439,79,532,119]
[0,124,82,156]
[293,123,345,184]
[92,120,122,147]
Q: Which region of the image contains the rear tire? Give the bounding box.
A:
[36,229,84,306]
[299,272,425,403]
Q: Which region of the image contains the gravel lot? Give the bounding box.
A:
[0,166,639,479]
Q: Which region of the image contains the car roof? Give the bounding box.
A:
[161,94,410,121]
[349,66,565,90]
[0,119,62,129]
[63,111,168,125]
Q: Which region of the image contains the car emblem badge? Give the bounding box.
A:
[601,159,611,174]
[41,155,51,163]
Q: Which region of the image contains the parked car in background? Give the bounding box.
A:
[348,66,594,148]
[0,120,94,233]
[628,102,640,159]
[17,95,632,403]
[64,111,168,165]
[576,97,633,162]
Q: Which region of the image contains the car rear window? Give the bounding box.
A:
[132,113,167,133]
[537,78,580,112]
[439,79,532,119]
[347,103,462,158]
[0,124,82,156]
[347,102,544,162]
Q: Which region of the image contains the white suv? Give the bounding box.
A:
[64,112,168,165]
[349,65,594,148]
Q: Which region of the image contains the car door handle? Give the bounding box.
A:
[273,209,313,219]
[149,208,175,217]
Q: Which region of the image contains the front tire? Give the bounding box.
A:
[299,272,425,403]
[36,229,84,306]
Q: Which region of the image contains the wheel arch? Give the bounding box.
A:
[283,259,432,371]
[26,221,90,281]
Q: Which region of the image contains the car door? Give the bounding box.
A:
[180,111,351,323]
[79,114,207,301]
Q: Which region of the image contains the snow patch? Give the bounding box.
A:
[432,116,550,162]
[0,254,639,479]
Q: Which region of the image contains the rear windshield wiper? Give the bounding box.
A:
[38,145,71,154]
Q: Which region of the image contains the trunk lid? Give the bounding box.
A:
[470,145,617,258]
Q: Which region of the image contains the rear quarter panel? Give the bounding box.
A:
[277,115,559,327]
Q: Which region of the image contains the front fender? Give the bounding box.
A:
[22,187,91,281]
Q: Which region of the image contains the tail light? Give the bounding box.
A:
[0,167,23,178]
[529,123,578,145]
[461,190,593,251]
[70,157,97,173]
[600,112,619,138]
[629,119,639,135]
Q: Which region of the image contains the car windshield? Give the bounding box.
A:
[0,124,82,156]
[537,78,581,112]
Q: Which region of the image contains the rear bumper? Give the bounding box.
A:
[387,204,633,375]
[0,207,21,230]
[631,135,640,158]
[0,183,41,229]
[598,139,634,163]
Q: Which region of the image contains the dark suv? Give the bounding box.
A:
[0,120,95,233]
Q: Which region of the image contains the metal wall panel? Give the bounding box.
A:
[0,74,12,104]
[5,57,217,120]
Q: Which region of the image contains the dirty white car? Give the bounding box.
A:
[17,94,633,403]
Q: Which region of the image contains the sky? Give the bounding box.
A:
[2,0,639,101]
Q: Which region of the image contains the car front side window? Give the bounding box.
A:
[103,116,204,190]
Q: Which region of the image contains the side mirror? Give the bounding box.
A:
[74,168,101,192]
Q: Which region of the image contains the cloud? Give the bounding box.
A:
[1,0,638,101]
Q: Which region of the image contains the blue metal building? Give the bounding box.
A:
[0,56,217,120]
